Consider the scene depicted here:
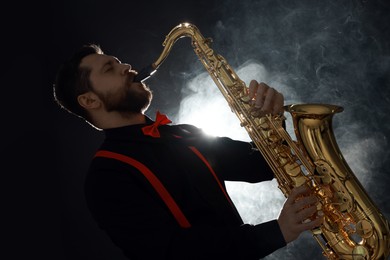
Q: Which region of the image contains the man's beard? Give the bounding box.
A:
[97,83,153,114]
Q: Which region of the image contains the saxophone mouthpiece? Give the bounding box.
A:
[134,64,158,82]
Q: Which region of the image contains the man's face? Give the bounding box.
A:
[80,53,152,114]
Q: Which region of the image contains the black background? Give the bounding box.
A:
[4,0,389,259]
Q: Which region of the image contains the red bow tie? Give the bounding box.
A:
[142,111,172,138]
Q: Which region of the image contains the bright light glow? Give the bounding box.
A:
[174,62,286,224]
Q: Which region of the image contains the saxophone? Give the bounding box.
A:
[135,22,390,260]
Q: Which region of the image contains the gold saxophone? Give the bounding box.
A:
[138,22,390,259]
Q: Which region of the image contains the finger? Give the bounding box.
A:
[297,204,317,221]
[293,195,318,210]
[248,80,259,100]
[287,185,311,204]
[254,82,269,108]
[301,215,324,230]
[272,92,285,115]
[261,87,275,113]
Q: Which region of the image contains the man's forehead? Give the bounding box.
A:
[80,53,107,69]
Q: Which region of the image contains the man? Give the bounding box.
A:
[53,43,323,259]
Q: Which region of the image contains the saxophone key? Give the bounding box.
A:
[356,219,374,238]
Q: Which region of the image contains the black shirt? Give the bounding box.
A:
[84,117,286,259]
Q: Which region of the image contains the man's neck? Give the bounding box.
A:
[94,112,146,129]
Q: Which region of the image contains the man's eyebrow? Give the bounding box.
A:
[100,59,115,72]
[100,60,112,72]
[100,57,121,73]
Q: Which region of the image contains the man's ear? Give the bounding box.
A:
[77,92,101,109]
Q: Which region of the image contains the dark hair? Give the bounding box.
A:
[53,43,103,121]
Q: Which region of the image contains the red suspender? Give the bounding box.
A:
[188,146,234,207]
[94,150,191,228]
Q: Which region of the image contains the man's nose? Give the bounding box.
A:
[122,64,138,81]
[121,63,132,73]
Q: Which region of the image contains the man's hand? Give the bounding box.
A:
[277,185,324,243]
[247,80,284,116]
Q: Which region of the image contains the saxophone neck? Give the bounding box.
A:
[154,23,200,68]
[134,23,202,82]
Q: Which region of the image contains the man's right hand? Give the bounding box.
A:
[277,185,324,243]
